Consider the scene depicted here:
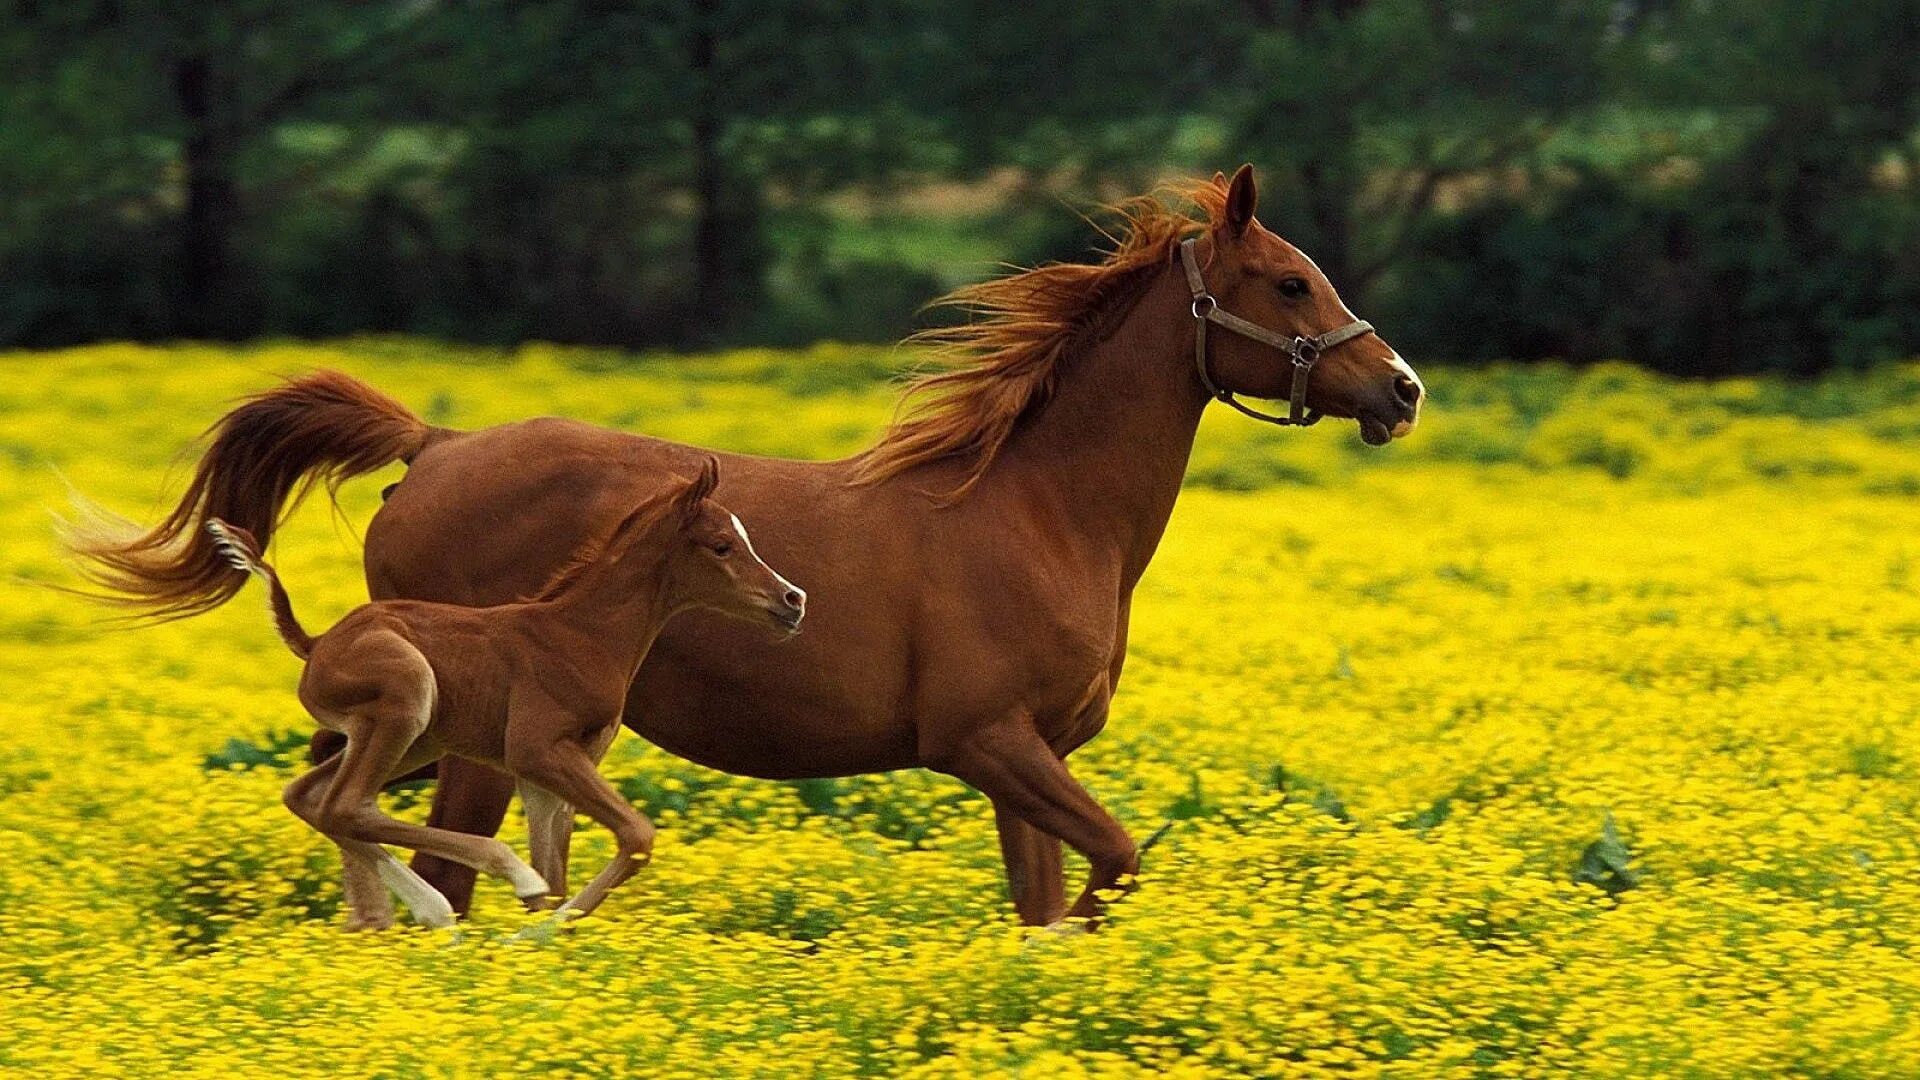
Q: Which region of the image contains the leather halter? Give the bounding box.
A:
[1179,237,1377,427]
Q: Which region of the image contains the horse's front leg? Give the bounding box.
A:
[994,805,1066,926]
[935,717,1136,928]
[995,683,1117,926]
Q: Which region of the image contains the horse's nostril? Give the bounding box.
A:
[784,589,805,610]
[1393,374,1422,409]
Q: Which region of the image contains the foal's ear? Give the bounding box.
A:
[1223,163,1258,238]
[673,455,721,522]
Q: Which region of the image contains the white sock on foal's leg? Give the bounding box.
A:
[372,852,457,928]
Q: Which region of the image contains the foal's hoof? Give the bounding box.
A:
[506,864,550,901]
[520,892,562,913]
[507,907,581,945]
[407,897,458,930]
[343,913,395,932]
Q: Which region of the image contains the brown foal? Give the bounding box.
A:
[205,458,803,927]
[71,166,1423,928]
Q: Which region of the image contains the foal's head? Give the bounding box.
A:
[1192,165,1424,444]
[608,456,805,635]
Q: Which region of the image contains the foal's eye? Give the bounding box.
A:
[1278,278,1310,300]
[711,541,732,557]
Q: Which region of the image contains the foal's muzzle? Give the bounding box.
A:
[766,587,806,634]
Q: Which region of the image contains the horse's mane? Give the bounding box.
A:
[854,177,1230,500]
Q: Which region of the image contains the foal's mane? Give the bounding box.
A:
[855,177,1229,499]
[524,502,660,602]
[527,459,719,602]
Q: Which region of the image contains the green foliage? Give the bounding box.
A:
[201,730,313,773]
[0,0,1914,371]
[1573,814,1641,896]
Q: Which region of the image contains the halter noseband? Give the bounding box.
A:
[1178,237,1376,427]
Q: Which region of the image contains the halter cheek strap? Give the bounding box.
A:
[1179,237,1376,427]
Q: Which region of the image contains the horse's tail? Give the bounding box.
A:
[61,370,434,622]
[204,519,314,660]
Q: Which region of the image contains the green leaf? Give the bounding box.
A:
[1573,812,1641,895]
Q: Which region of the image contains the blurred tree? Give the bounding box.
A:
[401,0,951,343]
[1214,0,1613,301]
[0,0,1913,368]
[1635,0,1920,372]
[0,1,436,339]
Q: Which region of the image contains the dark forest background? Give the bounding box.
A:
[3,0,1916,374]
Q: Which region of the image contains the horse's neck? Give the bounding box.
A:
[994,267,1209,588]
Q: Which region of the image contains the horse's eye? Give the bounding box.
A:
[712,541,732,557]
[1278,278,1310,299]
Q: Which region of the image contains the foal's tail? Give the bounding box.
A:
[205,519,314,660]
[60,371,434,622]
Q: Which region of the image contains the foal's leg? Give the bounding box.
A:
[284,754,452,929]
[409,756,517,917]
[316,714,549,909]
[935,718,1136,926]
[509,732,654,920]
[519,780,572,904]
[340,854,394,930]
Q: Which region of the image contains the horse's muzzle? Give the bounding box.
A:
[1359,368,1423,445]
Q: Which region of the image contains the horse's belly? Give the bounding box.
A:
[617,600,921,779]
[624,660,918,779]
[628,705,919,780]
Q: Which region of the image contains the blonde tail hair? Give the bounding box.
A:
[205,519,314,659]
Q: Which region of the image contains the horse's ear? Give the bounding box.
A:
[1211,170,1229,188]
[1224,163,1258,237]
[673,455,721,521]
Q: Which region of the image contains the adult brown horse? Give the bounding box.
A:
[70,166,1423,926]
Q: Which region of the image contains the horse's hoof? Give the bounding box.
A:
[1042,918,1091,936]
[343,914,394,932]
[520,893,562,913]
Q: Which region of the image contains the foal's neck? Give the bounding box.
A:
[996,265,1209,588]
[533,551,675,675]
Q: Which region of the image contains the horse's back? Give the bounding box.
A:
[365,418,927,777]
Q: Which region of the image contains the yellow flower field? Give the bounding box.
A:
[5,341,1920,1077]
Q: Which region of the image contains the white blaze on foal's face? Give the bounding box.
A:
[729,513,804,607]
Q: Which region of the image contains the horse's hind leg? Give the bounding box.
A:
[410,757,517,917]
[340,854,392,930]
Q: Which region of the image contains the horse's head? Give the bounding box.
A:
[649,456,806,636]
[1189,165,1423,445]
